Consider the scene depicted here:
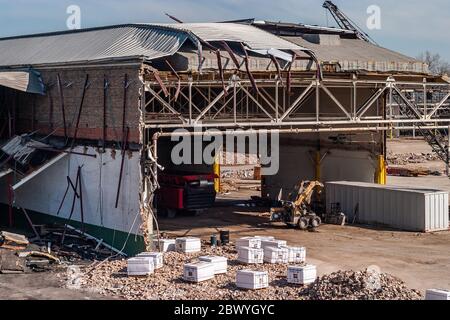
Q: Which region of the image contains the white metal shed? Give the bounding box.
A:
[326,181,449,232]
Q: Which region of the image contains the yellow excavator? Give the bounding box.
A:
[270,181,324,229]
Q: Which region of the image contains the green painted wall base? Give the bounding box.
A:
[0,204,146,256]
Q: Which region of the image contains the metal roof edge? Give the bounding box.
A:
[0,23,187,42]
[0,56,146,70]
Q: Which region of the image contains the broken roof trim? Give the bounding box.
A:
[224,18,358,36]
[0,68,45,94]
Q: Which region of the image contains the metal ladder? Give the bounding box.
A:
[393,94,449,164]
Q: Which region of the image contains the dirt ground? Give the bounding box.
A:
[0,270,110,300]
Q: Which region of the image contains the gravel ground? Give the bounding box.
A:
[73,242,422,300]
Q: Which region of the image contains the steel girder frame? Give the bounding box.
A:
[143,76,450,131]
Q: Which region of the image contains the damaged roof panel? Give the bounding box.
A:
[155,23,306,50]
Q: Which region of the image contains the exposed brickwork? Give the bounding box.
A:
[15,65,142,144]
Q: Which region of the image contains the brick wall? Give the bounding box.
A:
[15,64,142,144]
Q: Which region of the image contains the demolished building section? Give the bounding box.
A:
[0,21,449,254]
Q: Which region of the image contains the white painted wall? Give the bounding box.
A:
[0,146,142,235]
[262,145,377,200]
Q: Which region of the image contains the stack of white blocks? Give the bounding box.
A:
[261,239,287,249]
[183,261,215,282]
[176,237,201,253]
[137,252,164,269]
[285,246,306,264]
[425,289,450,300]
[199,256,228,274]
[153,239,176,252]
[183,255,228,282]
[234,235,316,288]
[287,265,317,285]
[237,246,264,264]
[127,257,155,276]
[236,270,269,290]
[263,246,289,264]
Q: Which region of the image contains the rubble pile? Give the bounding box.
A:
[220,168,255,180]
[301,270,422,300]
[0,226,120,274]
[220,152,258,166]
[75,244,422,300]
[387,152,441,165]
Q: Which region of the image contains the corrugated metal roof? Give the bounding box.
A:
[152,23,306,50]
[0,22,427,74]
[0,25,192,67]
[283,36,428,73]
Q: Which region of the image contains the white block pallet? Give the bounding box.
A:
[183,261,215,283]
[253,236,275,241]
[176,237,201,253]
[425,289,450,300]
[127,257,154,276]
[263,246,289,264]
[153,239,176,252]
[261,239,287,249]
[199,256,228,274]
[284,246,306,264]
[236,237,261,249]
[137,252,164,269]
[287,265,317,285]
[236,270,269,290]
[237,246,264,264]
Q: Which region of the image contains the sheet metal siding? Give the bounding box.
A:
[326,182,449,232]
[426,193,449,231]
[0,26,189,67]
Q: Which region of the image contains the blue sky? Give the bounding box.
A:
[0,0,449,61]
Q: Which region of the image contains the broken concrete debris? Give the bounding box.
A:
[387,151,441,166]
[300,270,422,300]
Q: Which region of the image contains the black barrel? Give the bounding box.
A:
[219,230,230,245]
[210,234,217,246]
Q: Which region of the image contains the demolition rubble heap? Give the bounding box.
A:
[301,270,422,300]
[75,242,422,300]
[387,151,441,165]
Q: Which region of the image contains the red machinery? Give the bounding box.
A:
[157,172,217,217]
